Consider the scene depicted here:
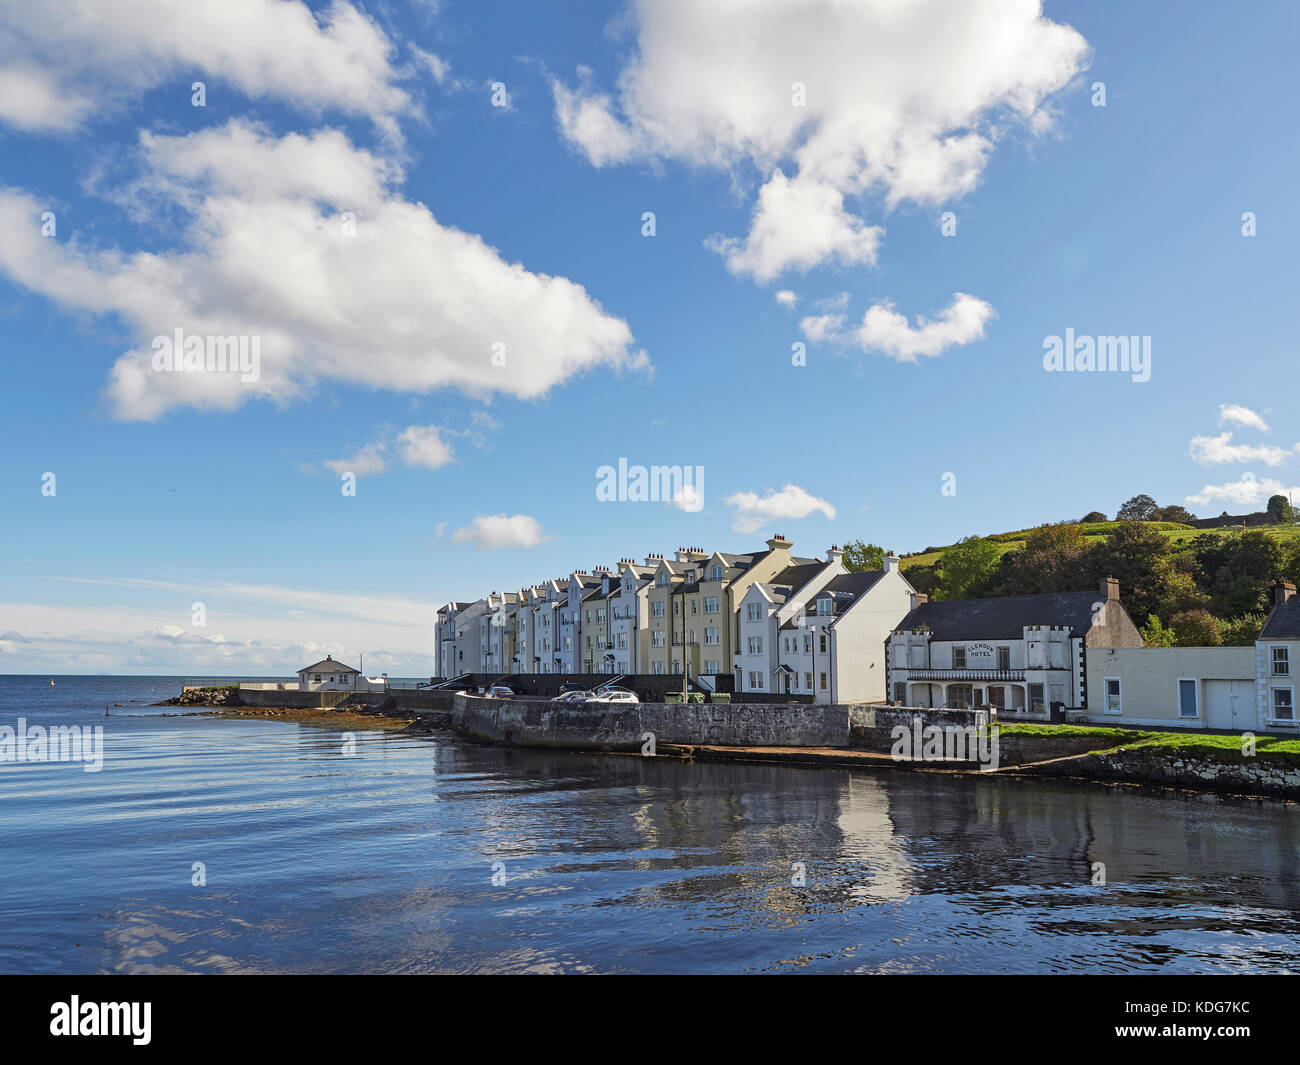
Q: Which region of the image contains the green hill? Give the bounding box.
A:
[901,520,1300,571]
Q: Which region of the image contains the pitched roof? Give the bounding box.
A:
[894,590,1100,641]
[1261,597,1300,639]
[299,656,360,674]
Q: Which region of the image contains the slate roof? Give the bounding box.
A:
[299,656,360,674]
[894,590,1101,641]
[1261,597,1300,639]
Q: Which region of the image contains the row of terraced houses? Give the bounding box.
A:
[434,534,1300,733]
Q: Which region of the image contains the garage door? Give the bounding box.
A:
[1203,679,1252,730]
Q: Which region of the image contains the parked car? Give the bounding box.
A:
[585,690,640,704]
[549,690,590,703]
[558,681,587,695]
[486,684,515,699]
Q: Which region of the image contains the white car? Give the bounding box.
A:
[585,690,640,704]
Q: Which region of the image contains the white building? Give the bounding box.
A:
[736,550,846,695]
[1256,580,1300,729]
[436,599,488,679]
[775,555,915,703]
[609,559,654,674]
[298,655,361,691]
[887,578,1142,719]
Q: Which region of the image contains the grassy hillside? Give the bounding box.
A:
[901,520,1300,571]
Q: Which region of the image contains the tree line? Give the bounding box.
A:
[841,493,1300,647]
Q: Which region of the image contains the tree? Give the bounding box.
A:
[1151,505,1197,524]
[1116,494,1158,521]
[995,524,1089,595]
[1170,608,1223,646]
[1192,530,1286,617]
[841,539,885,572]
[934,536,1001,600]
[1081,511,1107,523]
[1267,494,1295,524]
[903,562,939,598]
[1084,522,1174,622]
[1139,614,1175,647]
[1219,613,1265,646]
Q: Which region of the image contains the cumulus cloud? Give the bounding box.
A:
[1218,403,1269,432]
[1186,474,1300,509]
[552,0,1089,280]
[774,289,798,308]
[323,443,388,477]
[0,0,412,135]
[397,425,455,470]
[451,514,552,551]
[1188,432,1297,467]
[705,170,883,281]
[323,424,456,475]
[804,292,993,361]
[724,483,836,535]
[0,122,647,419]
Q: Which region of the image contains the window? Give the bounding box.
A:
[658,573,668,587]
[819,672,827,691]
[806,672,815,691]
[711,566,722,581]
[997,646,1011,670]
[816,598,832,616]
[952,646,966,668]
[690,600,698,615]
[1274,646,1290,676]
[748,636,763,655]
[704,660,719,674]
[652,661,666,675]
[705,596,719,613]
[652,631,665,647]
[1178,678,1198,718]
[1104,677,1122,715]
[705,627,719,645]
[804,634,812,653]
[597,609,605,623]
[652,601,664,617]
[1273,688,1294,721]
[819,634,827,653]
[1029,683,1044,714]
[893,682,906,704]
[617,633,627,649]
[746,603,761,621]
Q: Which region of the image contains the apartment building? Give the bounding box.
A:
[558,570,606,674]
[736,549,847,694]
[609,559,654,674]
[581,569,619,673]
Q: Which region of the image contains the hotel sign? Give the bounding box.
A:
[966,642,996,663]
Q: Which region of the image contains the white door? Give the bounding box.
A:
[1203,679,1250,730]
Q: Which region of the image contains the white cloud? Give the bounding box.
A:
[704,170,883,281]
[552,0,1088,279]
[451,514,552,551]
[0,0,412,135]
[1188,432,1297,467]
[323,443,388,477]
[397,425,455,470]
[0,122,647,420]
[1218,403,1269,432]
[323,424,456,475]
[1185,474,1300,509]
[851,293,994,361]
[724,483,836,535]
[774,289,798,308]
[799,313,845,344]
[670,484,704,513]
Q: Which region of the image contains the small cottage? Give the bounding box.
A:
[297,655,361,692]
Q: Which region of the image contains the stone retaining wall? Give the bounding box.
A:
[1020,746,1300,797]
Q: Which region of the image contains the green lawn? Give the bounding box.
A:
[991,722,1300,763]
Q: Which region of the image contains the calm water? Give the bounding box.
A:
[1,674,1299,974]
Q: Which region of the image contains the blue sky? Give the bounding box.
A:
[1,0,1297,675]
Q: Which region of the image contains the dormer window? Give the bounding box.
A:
[815,598,832,615]
[658,573,668,587]
[711,566,722,581]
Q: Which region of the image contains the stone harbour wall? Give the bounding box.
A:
[452,696,851,749]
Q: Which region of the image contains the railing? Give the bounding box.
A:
[906,669,1027,682]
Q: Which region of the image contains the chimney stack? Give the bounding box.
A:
[1275,580,1295,606]
[826,544,845,565]
[911,592,929,609]
[1101,576,1120,601]
[883,553,899,574]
